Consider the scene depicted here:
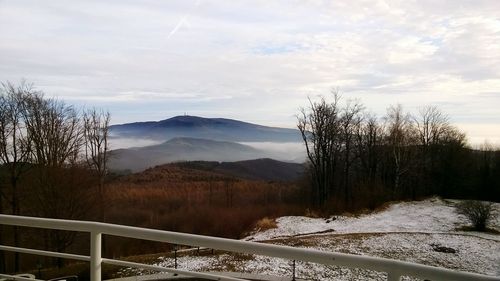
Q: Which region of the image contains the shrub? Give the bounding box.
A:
[455,200,495,231]
[254,217,278,231]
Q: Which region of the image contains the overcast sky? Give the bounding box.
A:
[0,0,499,144]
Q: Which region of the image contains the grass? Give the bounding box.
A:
[93,163,307,259]
[254,217,278,232]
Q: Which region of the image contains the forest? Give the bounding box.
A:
[0,81,110,273]
[298,92,500,211]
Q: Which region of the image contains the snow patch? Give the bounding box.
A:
[246,198,500,241]
[118,198,500,279]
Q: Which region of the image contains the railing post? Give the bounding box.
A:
[90,232,102,281]
[174,245,178,269]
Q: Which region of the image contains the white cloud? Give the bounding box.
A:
[0,0,499,144]
[387,37,437,64]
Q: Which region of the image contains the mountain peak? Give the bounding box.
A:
[110,115,301,142]
[157,115,258,128]
[167,115,207,122]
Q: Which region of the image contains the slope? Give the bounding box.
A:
[176,158,305,182]
[109,115,301,142]
[108,137,270,172]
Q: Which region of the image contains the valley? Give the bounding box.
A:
[108,115,306,172]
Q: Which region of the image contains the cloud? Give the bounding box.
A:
[0,0,499,144]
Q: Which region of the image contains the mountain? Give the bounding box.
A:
[109,115,301,142]
[175,158,305,182]
[109,137,271,172]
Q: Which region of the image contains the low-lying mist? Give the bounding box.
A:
[239,142,306,163]
[108,137,306,172]
[109,136,306,172]
[109,136,163,150]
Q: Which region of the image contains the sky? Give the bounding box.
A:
[0,0,499,145]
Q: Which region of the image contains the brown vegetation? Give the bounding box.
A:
[1,161,305,273]
[102,163,305,257]
[254,217,278,231]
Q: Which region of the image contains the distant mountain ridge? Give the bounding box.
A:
[109,137,271,172]
[176,158,305,181]
[109,115,301,142]
[113,158,304,182]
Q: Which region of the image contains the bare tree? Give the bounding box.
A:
[297,92,341,206]
[414,105,454,147]
[22,93,87,267]
[355,113,383,184]
[83,108,110,222]
[414,106,467,194]
[296,92,495,209]
[0,81,114,269]
[441,125,466,147]
[224,179,234,208]
[23,94,83,167]
[0,81,33,271]
[0,88,8,272]
[384,104,417,198]
[339,99,364,204]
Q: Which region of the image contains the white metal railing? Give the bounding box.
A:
[0,214,499,281]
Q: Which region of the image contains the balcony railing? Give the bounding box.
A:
[1,214,499,281]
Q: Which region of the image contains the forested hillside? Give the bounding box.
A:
[297,94,500,211]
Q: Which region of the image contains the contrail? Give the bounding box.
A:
[167,16,188,40]
[166,0,200,40]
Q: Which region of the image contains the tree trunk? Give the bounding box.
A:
[0,195,5,273]
[12,175,20,272]
[98,181,107,257]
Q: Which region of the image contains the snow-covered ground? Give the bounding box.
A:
[245,197,500,241]
[118,198,500,280]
